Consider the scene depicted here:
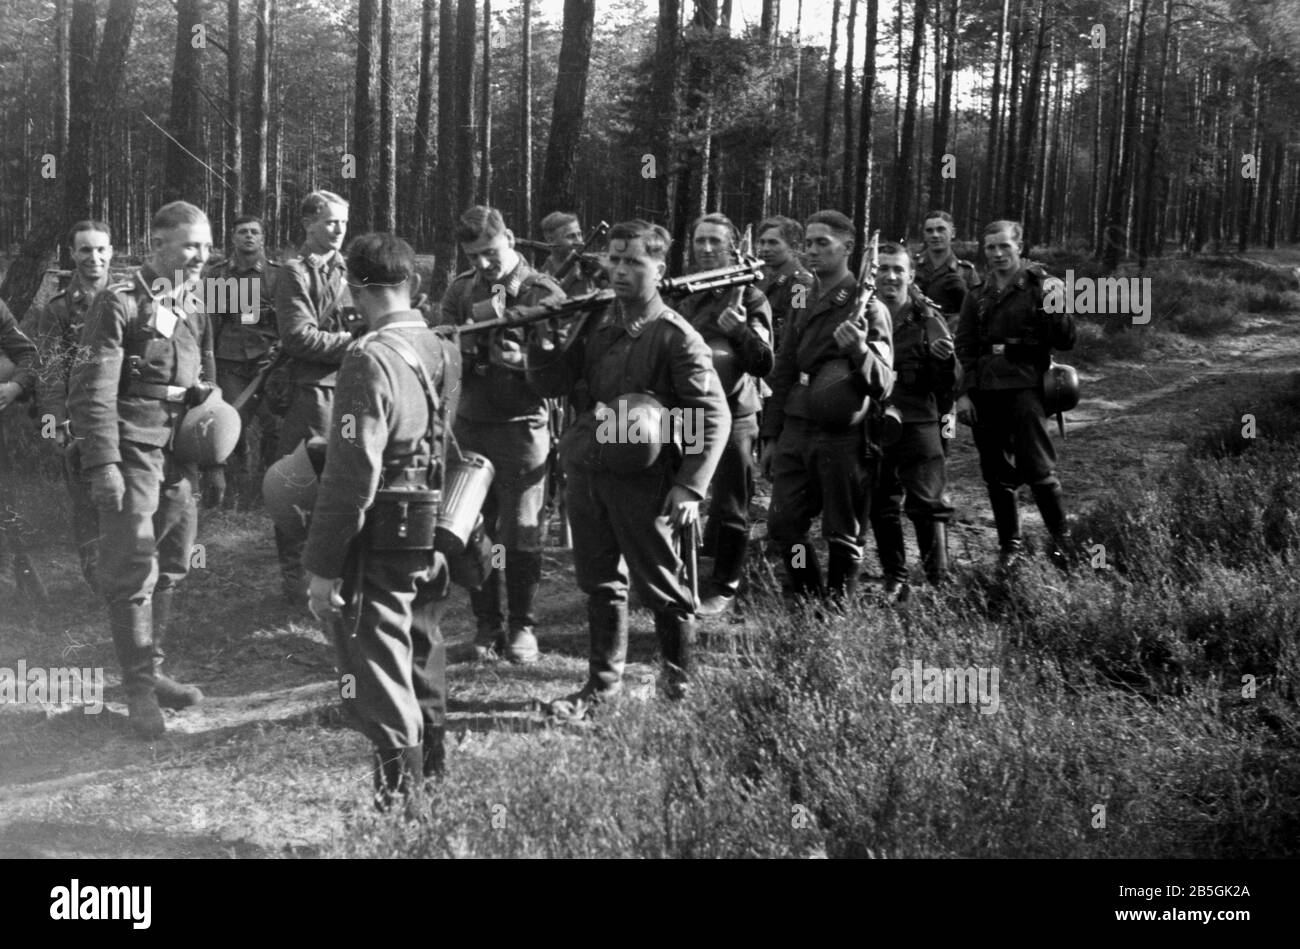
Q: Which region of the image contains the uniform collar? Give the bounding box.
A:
[137,266,202,317]
[302,247,344,271]
[221,252,267,275]
[478,257,530,296]
[612,300,666,338]
[916,249,959,274]
[67,272,107,304]
[811,271,855,309]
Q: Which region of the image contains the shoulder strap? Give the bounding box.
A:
[369,330,454,490]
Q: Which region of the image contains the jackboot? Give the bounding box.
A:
[916,520,949,587]
[372,745,425,813]
[150,588,203,709]
[698,527,749,615]
[110,601,165,739]
[422,725,447,780]
[468,566,507,657]
[548,599,629,721]
[826,546,863,605]
[275,525,309,607]
[654,609,696,700]
[1031,483,1077,570]
[503,550,542,663]
[784,543,824,602]
[872,513,909,599]
[989,487,1023,568]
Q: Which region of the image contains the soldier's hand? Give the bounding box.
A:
[759,438,776,480]
[201,466,227,508]
[955,394,976,426]
[307,573,345,622]
[929,336,955,361]
[661,485,700,529]
[540,289,568,311]
[833,318,869,357]
[88,464,126,513]
[0,381,21,410]
[717,305,745,336]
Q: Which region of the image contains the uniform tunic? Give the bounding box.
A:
[303,319,462,751]
[0,300,38,396]
[914,249,981,323]
[760,257,815,350]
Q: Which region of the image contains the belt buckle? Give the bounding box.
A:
[798,372,810,386]
[992,343,1005,355]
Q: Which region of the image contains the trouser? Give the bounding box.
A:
[705,414,759,595]
[334,544,450,750]
[871,421,953,581]
[566,459,695,690]
[454,416,548,636]
[767,418,878,597]
[216,358,280,476]
[275,382,335,584]
[63,441,100,589]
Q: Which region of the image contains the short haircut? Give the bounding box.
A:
[690,212,739,248]
[805,210,855,241]
[607,220,671,261]
[877,241,913,270]
[923,210,955,228]
[758,215,802,249]
[233,214,264,231]
[456,205,509,244]
[983,219,1023,243]
[346,232,415,287]
[68,220,111,246]
[152,201,208,232]
[301,190,348,219]
[540,211,579,237]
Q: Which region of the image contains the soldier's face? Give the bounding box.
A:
[692,223,735,271]
[463,231,519,283]
[804,224,851,276]
[305,203,348,255]
[606,238,665,303]
[71,229,113,282]
[757,228,792,268]
[983,228,1021,275]
[876,251,913,304]
[923,218,953,252]
[233,222,264,255]
[548,222,583,255]
[152,220,213,281]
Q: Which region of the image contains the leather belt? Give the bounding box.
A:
[981,338,1026,357]
[128,382,188,402]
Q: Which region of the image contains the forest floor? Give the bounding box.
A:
[2,247,1299,858]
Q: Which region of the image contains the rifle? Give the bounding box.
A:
[231,345,288,417]
[677,519,699,610]
[851,229,882,323]
[722,225,756,316]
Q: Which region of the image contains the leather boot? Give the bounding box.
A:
[784,543,824,602]
[916,520,949,586]
[372,745,425,812]
[274,525,309,607]
[503,550,541,663]
[826,545,863,605]
[469,566,506,656]
[988,486,1023,568]
[654,609,696,700]
[872,513,909,599]
[1032,483,1076,570]
[150,588,203,709]
[422,725,447,780]
[548,599,630,722]
[699,527,749,615]
[110,601,165,739]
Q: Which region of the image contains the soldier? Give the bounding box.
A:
[539,211,606,296]
[755,215,815,349]
[528,220,729,719]
[67,201,220,738]
[760,210,894,604]
[24,221,112,589]
[676,213,773,615]
[914,210,981,324]
[954,219,1076,569]
[304,233,462,809]
[201,216,281,504]
[869,243,959,600]
[273,191,354,606]
[0,302,37,403]
[437,206,565,663]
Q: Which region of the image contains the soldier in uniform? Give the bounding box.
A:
[954,220,1076,569]
[539,211,607,297]
[869,243,959,599]
[756,215,815,349]
[24,221,113,589]
[304,233,462,809]
[760,210,894,603]
[273,191,353,605]
[201,216,281,504]
[914,210,981,323]
[0,302,37,402]
[530,220,729,718]
[437,206,565,663]
[676,213,773,615]
[67,201,218,738]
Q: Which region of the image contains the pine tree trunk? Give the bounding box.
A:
[853,0,879,269]
[981,0,1009,223]
[247,0,271,218]
[478,0,491,205]
[819,0,841,206]
[540,0,596,216]
[410,0,437,243]
[455,0,477,215]
[841,0,858,208]
[893,0,927,237]
[519,0,533,231]
[379,0,396,231]
[226,0,243,227]
[165,0,206,204]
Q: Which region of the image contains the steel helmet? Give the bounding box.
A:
[1042,361,1080,415]
[262,440,319,535]
[709,338,744,396]
[809,358,871,429]
[174,389,241,466]
[597,392,669,474]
